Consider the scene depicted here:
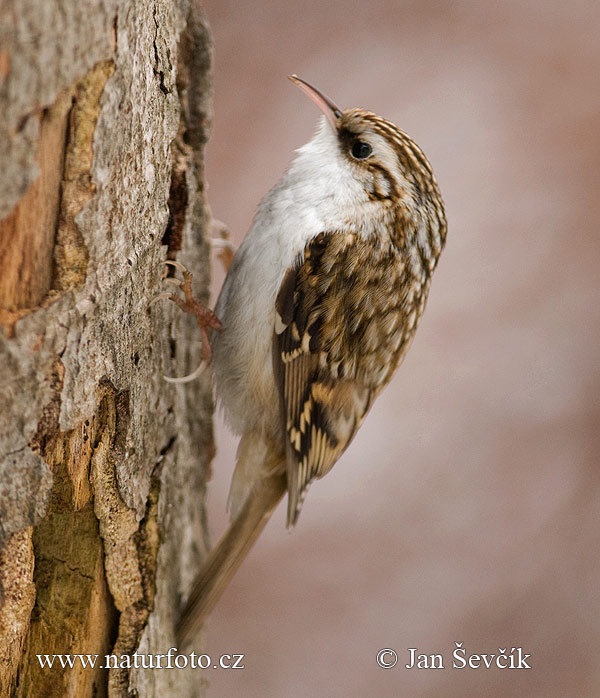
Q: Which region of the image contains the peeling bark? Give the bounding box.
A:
[0,1,214,696]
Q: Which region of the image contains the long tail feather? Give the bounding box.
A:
[177,472,287,645]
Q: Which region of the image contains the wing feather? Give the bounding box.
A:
[274,231,415,526]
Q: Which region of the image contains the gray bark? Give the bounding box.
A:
[0,1,213,696]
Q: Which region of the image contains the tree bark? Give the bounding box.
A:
[0,1,213,696]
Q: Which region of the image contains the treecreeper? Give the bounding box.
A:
[172,76,447,644]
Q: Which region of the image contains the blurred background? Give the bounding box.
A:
[198,0,600,695]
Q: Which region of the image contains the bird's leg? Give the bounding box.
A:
[165,261,222,360]
[210,218,236,272]
[153,260,222,383]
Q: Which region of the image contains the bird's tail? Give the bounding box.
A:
[177,471,287,646]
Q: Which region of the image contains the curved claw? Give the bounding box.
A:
[149,292,174,306]
[164,361,207,384]
[164,259,189,273]
[153,259,220,381]
[163,277,184,288]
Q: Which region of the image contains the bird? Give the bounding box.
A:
[176,75,447,644]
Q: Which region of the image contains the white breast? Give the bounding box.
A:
[211,118,367,436]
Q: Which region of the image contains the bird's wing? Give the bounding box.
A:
[273,231,413,526]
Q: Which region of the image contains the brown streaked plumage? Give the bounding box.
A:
[173,75,447,644]
[275,230,430,524]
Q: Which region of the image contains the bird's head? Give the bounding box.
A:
[289,75,446,258]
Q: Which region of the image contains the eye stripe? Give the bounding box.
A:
[363,115,447,242]
[337,109,447,251]
[369,162,400,200]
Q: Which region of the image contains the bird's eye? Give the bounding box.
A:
[351,140,372,159]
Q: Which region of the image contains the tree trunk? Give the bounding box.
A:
[0,1,214,696]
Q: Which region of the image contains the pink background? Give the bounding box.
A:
[198,1,600,695]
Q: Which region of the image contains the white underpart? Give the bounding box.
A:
[211,117,368,438]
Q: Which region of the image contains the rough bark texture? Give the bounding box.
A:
[0,1,213,696]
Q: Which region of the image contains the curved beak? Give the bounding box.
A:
[288,75,342,131]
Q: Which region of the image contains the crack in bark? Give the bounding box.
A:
[162,164,187,254]
[53,59,115,293]
[105,432,166,697]
[0,59,115,335]
[15,362,117,698]
[152,7,173,96]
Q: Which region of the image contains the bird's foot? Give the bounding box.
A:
[210,219,236,272]
[152,260,222,383]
